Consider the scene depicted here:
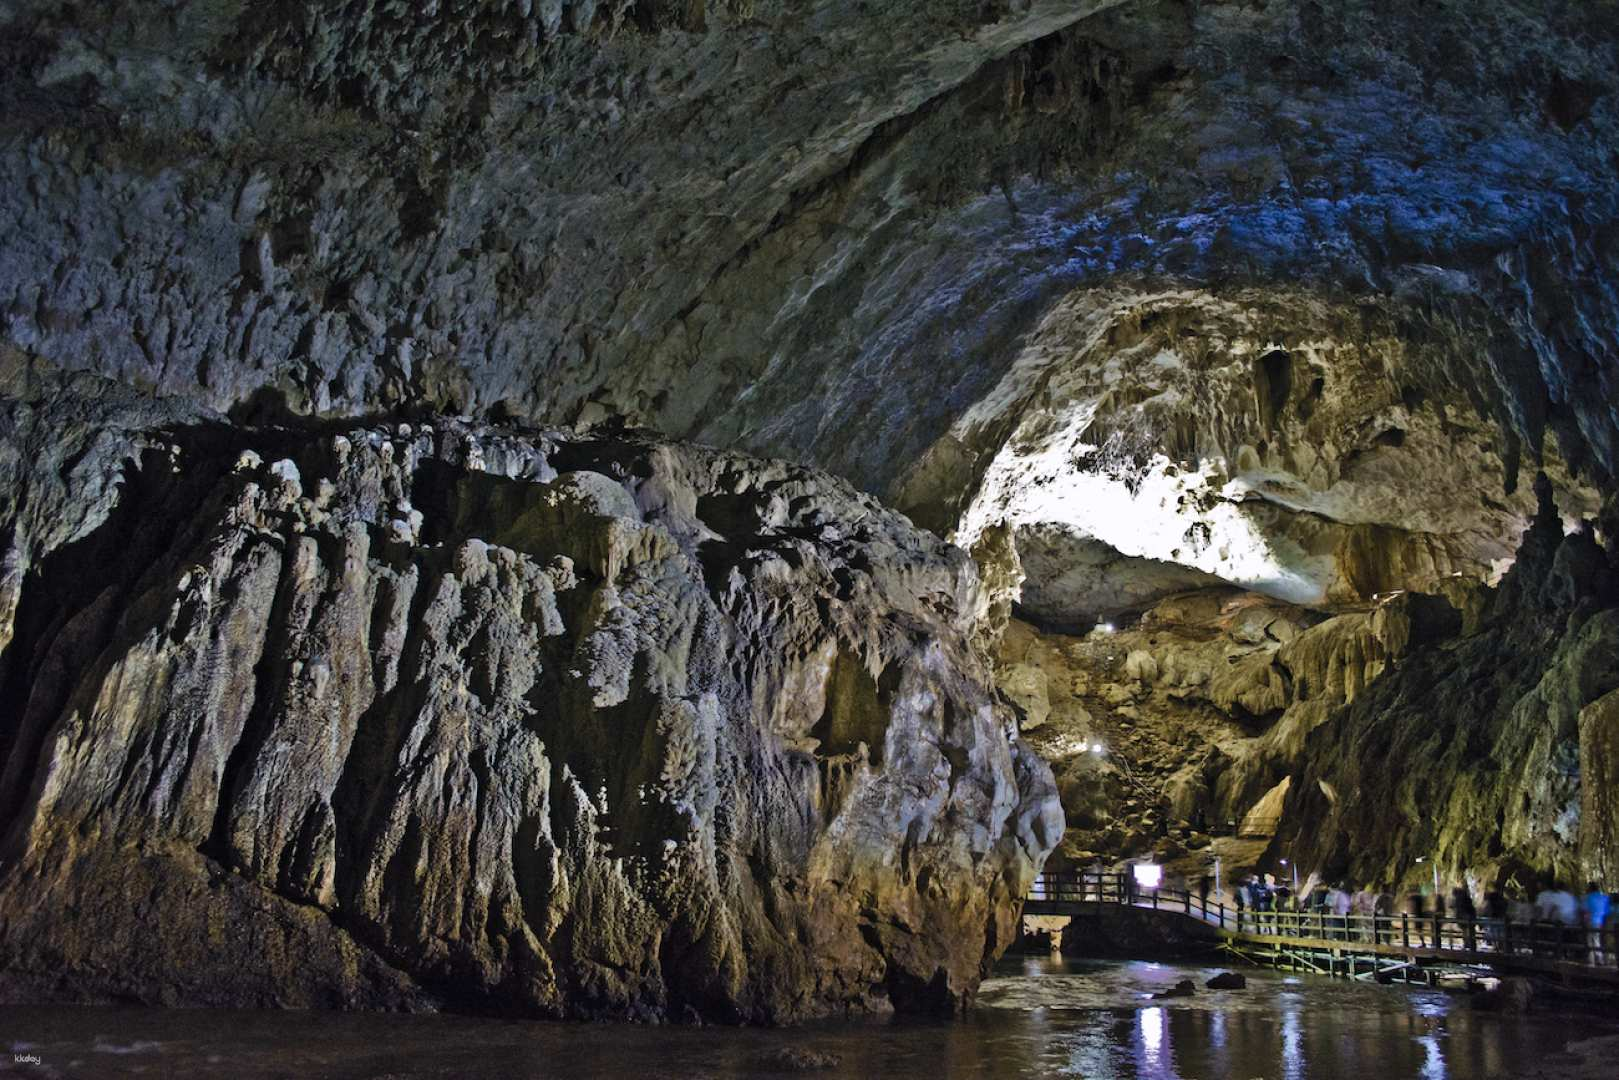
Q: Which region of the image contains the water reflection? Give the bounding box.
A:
[1419,1033,1446,1080]
[1281,1001,1303,1080]
[0,958,1611,1079]
[1138,1006,1165,1074]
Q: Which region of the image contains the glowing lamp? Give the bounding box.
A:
[1133,863,1163,890]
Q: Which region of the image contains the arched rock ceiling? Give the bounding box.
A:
[948,287,1600,624]
[2,0,1616,619]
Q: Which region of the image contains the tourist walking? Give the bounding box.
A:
[1583,883,1610,965]
[1481,889,1506,952]
[1448,887,1475,950]
[1536,882,1578,959]
[1350,887,1377,941]
[1406,888,1428,947]
[1374,889,1394,944]
[1328,883,1351,941]
[1508,892,1537,956]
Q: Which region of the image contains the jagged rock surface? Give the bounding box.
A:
[0,381,1059,1020]
[2,0,1619,1003]
[951,287,1600,625]
[1274,483,1619,895]
[2,1,1615,507]
[1001,577,1479,875]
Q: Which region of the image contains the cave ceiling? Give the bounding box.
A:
[2,0,1616,627]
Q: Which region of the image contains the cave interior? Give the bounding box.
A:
[0,0,1616,1027]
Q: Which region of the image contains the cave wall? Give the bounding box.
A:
[951,286,1599,626]
[996,578,1470,870]
[0,0,1617,1013]
[0,376,1059,1018]
[2,2,1616,496]
[1273,482,1619,896]
[0,0,1127,429]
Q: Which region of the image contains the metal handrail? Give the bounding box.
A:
[1026,877,1619,970]
[1027,871,1132,904]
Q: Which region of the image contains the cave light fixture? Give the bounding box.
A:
[1132,862,1163,891]
[1414,856,1439,894]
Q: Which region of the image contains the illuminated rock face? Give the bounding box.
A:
[951,288,1598,627]
[948,285,1611,890]
[0,0,1618,1012]
[997,584,1469,868]
[0,382,1059,1018]
[1276,484,1619,895]
[954,288,1615,887]
[2,1,1614,498]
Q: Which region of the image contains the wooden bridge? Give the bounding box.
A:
[1026,872,1619,990]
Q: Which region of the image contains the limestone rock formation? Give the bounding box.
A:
[1274,481,1619,895]
[1,0,1618,1016]
[0,377,1059,1020]
[950,288,1600,627]
[995,577,1472,871]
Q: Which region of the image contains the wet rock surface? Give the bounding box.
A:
[1272,481,1619,895]
[0,377,1060,1020]
[998,580,1467,873]
[1,0,1618,1022]
[1152,979,1196,1000]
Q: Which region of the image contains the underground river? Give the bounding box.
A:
[3,957,1613,1079]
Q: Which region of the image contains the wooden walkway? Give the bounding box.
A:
[1027,872,1619,989]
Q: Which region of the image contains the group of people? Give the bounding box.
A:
[1223,873,1618,963]
[1229,874,1369,936]
[1491,881,1614,964]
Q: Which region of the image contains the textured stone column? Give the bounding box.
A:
[1579,688,1619,883]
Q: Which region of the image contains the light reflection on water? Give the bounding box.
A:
[1281,1002,1303,1080]
[0,957,1614,1079]
[1419,1032,1446,1080]
[1137,1005,1165,1075]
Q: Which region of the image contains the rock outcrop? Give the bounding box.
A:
[2,0,1618,1013]
[950,287,1600,627]
[1273,481,1619,895]
[995,580,1468,870]
[0,377,1060,1021]
[2,1,1615,509]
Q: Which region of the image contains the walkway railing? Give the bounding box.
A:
[1027,872,1619,971]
